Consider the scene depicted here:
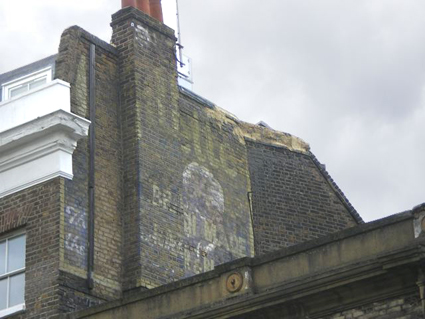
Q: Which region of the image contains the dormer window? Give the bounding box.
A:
[1,67,52,101]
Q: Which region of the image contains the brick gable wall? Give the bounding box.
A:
[55,26,122,308]
[246,140,359,255]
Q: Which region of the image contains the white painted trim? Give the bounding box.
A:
[0,303,25,318]
[0,109,90,148]
[0,141,59,173]
[0,140,76,173]
[0,80,71,133]
[0,267,25,281]
[0,110,90,199]
[0,171,73,199]
[0,233,26,318]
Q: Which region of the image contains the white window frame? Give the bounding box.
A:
[1,67,52,101]
[0,231,26,318]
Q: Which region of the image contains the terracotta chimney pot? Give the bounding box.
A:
[136,0,151,15]
[149,0,163,22]
[121,0,137,8]
[121,0,163,23]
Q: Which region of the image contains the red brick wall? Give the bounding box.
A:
[0,178,62,319]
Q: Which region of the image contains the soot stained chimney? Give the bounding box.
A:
[121,0,163,22]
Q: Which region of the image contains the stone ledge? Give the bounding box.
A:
[62,214,425,319]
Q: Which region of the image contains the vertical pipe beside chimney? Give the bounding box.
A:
[88,43,96,290]
[149,0,163,22]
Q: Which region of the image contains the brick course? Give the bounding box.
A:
[111,7,254,290]
[55,26,122,304]
[0,6,375,318]
[0,178,62,319]
[323,292,422,319]
[246,140,359,255]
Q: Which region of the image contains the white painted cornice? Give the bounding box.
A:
[0,81,90,199]
[0,79,71,132]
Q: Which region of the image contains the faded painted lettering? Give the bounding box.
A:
[64,206,88,268]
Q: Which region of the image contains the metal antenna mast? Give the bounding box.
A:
[176,0,184,67]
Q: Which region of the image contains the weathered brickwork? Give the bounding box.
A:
[111,7,254,290]
[55,26,123,303]
[1,6,380,319]
[0,178,62,319]
[58,272,104,314]
[246,140,360,255]
[177,93,254,276]
[49,7,361,296]
[230,292,422,319]
[323,292,422,319]
[112,8,183,290]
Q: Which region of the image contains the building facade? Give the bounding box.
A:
[0,2,422,319]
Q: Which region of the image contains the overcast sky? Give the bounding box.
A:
[1,0,423,222]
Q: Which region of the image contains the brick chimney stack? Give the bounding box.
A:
[121,0,163,22]
[111,3,178,290]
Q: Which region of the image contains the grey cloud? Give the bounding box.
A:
[178,0,425,221]
[0,0,423,222]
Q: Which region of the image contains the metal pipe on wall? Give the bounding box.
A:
[87,43,96,290]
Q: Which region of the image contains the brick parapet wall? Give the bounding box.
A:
[246,140,359,255]
[55,25,123,306]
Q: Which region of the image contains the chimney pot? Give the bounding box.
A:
[149,0,163,22]
[121,0,163,23]
[136,0,151,15]
[121,0,137,8]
